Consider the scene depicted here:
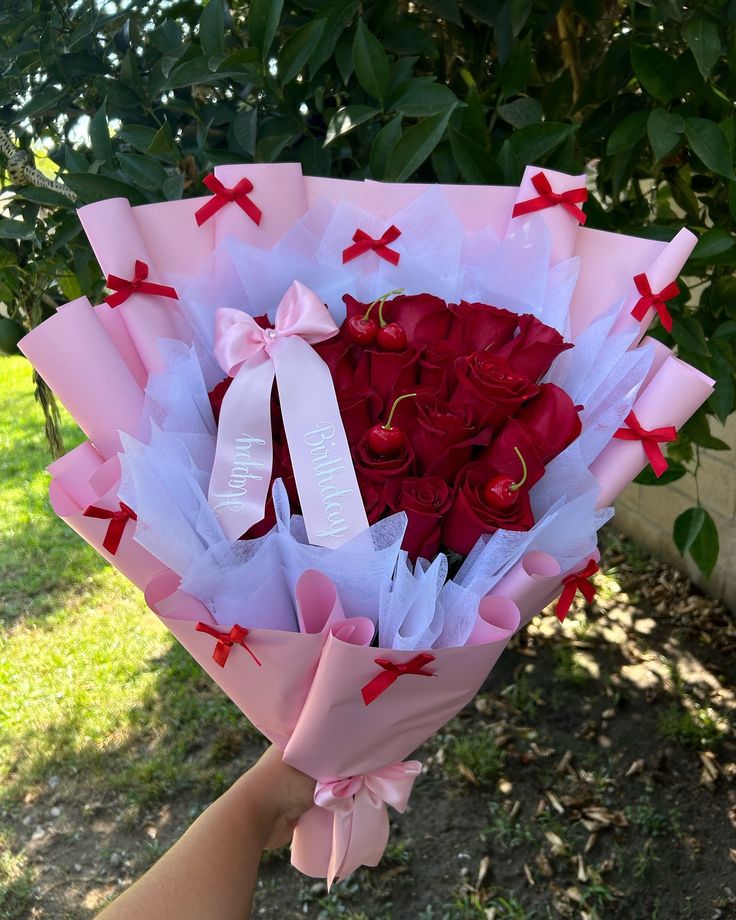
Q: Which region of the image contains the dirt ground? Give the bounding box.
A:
[2,527,735,920]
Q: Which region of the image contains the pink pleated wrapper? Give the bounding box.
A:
[18,297,144,459]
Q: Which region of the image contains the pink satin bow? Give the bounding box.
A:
[314,761,422,887]
[208,282,369,547]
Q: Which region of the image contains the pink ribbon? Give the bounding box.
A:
[314,761,422,888]
[207,281,369,546]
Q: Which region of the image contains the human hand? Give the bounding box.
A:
[244,745,316,849]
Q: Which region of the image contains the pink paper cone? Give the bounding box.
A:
[147,569,371,750]
[610,227,697,341]
[78,198,180,373]
[208,163,307,248]
[19,297,145,459]
[134,197,215,277]
[48,443,165,589]
[488,551,562,628]
[89,301,148,388]
[467,595,522,645]
[591,355,714,507]
[509,165,587,265]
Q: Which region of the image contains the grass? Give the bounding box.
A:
[445,729,506,789]
[0,357,253,914]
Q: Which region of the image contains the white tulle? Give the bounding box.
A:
[118,186,651,650]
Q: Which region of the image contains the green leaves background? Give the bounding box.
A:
[1,0,735,579]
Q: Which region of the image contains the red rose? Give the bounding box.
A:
[357,476,388,525]
[515,384,582,464]
[208,376,233,423]
[382,292,453,344]
[442,464,535,556]
[413,395,488,480]
[495,313,573,382]
[475,419,546,488]
[313,337,354,390]
[418,343,458,396]
[448,300,518,353]
[354,431,415,483]
[354,345,421,406]
[453,352,538,425]
[338,386,383,444]
[384,476,452,561]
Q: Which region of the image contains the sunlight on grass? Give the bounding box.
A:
[0,356,249,816]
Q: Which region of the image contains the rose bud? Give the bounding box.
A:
[494,313,573,382]
[384,476,452,561]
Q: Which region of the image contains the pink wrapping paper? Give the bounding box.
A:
[638,335,673,390]
[18,297,144,459]
[48,443,164,589]
[468,595,522,645]
[77,198,180,373]
[89,301,148,389]
[570,226,696,338]
[591,355,714,508]
[147,569,373,750]
[209,163,307,248]
[488,551,563,628]
[133,197,215,278]
[509,165,587,265]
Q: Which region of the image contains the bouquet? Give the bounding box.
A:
[19,162,714,885]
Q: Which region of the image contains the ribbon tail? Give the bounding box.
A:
[330,790,390,886]
[102,517,126,554]
[272,336,369,548]
[644,439,668,477]
[207,357,275,540]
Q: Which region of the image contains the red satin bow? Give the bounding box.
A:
[82,502,137,555]
[195,622,262,668]
[361,653,435,705]
[613,410,677,477]
[342,226,402,266]
[630,273,679,333]
[555,559,599,622]
[195,174,263,227]
[512,171,588,224]
[105,260,179,308]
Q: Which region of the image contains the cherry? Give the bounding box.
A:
[346,315,378,344]
[376,321,407,351]
[365,392,417,456]
[367,424,405,455]
[482,447,528,510]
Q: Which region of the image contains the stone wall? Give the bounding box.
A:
[614,413,736,610]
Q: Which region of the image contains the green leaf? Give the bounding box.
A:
[708,345,735,424]
[387,80,459,118]
[508,122,574,164]
[635,461,687,487]
[14,84,65,121]
[369,114,403,180]
[249,0,284,59]
[680,412,729,451]
[682,18,721,81]
[0,219,35,240]
[685,118,735,179]
[17,186,73,209]
[324,105,379,145]
[673,506,719,578]
[89,99,114,166]
[61,172,147,205]
[352,19,390,103]
[199,0,225,56]
[647,109,685,162]
[497,97,543,129]
[230,107,258,156]
[498,34,533,94]
[117,152,170,189]
[631,43,677,101]
[146,121,180,161]
[606,110,648,155]
[689,228,736,262]
[279,19,326,84]
[448,129,503,184]
[671,315,710,356]
[386,108,456,182]
[116,125,157,152]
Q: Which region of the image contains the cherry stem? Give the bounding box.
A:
[383,391,417,430]
[509,447,528,492]
[362,288,405,323]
